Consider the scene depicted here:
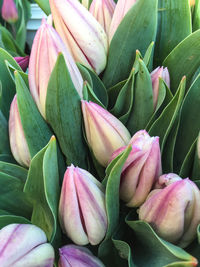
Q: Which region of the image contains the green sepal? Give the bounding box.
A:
[46,53,87,168]
[24,136,61,248]
[15,71,53,158]
[102,0,158,88]
[163,29,200,93]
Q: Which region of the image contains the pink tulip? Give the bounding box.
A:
[139,175,200,248]
[59,165,107,245]
[0,224,54,267]
[59,245,105,267]
[49,0,108,74]
[89,0,116,35]
[109,0,137,42]
[9,95,31,167]
[110,130,162,207]
[151,66,170,109]
[14,56,29,72]
[82,101,131,167]
[28,17,83,118]
[1,0,18,23]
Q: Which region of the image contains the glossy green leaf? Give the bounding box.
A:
[0,110,11,155]
[0,48,21,119]
[127,59,154,135]
[102,0,158,88]
[0,161,27,183]
[0,215,31,229]
[24,137,61,247]
[34,0,51,15]
[149,77,185,151]
[110,69,135,125]
[174,75,200,172]
[98,146,132,263]
[78,63,108,107]
[15,71,52,158]
[0,171,32,218]
[46,54,87,168]
[192,0,200,31]
[126,215,196,267]
[155,0,191,65]
[163,30,200,93]
[83,81,105,108]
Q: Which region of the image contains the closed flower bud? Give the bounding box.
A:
[109,0,137,42]
[29,17,83,118]
[0,224,55,267]
[49,0,108,74]
[59,165,107,245]
[9,95,31,168]
[89,0,116,35]
[14,56,29,72]
[150,66,170,109]
[82,101,131,167]
[110,130,162,207]
[1,0,18,23]
[139,175,200,248]
[59,245,105,267]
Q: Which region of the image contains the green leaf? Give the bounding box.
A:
[155,0,192,65]
[102,0,158,88]
[192,134,200,179]
[174,74,200,172]
[98,146,132,262]
[149,77,186,151]
[108,80,127,110]
[34,0,51,15]
[163,29,200,93]
[0,154,16,164]
[24,137,61,248]
[46,53,87,168]
[0,171,32,218]
[78,63,108,107]
[110,69,135,125]
[15,71,53,158]
[126,215,196,267]
[83,81,105,108]
[0,215,31,229]
[192,0,200,31]
[0,161,27,183]
[127,59,154,135]
[179,138,197,178]
[0,110,11,155]
[0,48,21,119]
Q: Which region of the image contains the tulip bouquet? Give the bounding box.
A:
[0,0,200,266]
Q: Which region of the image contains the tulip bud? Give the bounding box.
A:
[49,0,108,74]
[1,0,18,23]
[89,0,116,35]
[110,130,162,207]
[14,56,29,72]
[81,101,131,167]
[151,66,170,109]
[59,245,105,267]
[9,95,31,168]
[29,17,83,118]
[0,224,55,266]
[59,165,107,245]
[109,0,137,42]
[139,175,200,248]
[190,0,195,7]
